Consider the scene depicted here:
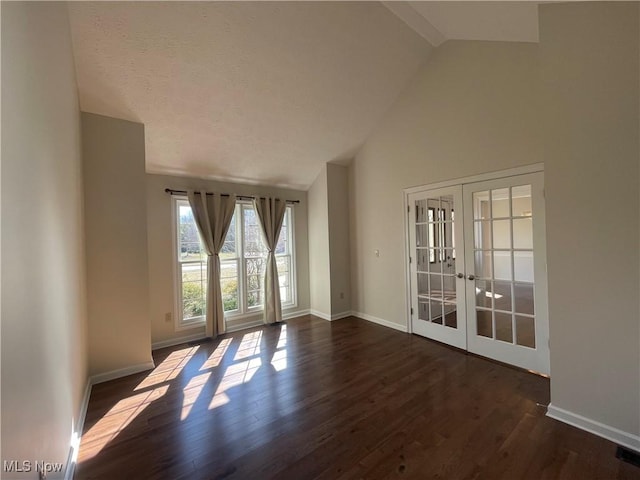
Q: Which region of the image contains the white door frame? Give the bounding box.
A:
[403,163,549,373]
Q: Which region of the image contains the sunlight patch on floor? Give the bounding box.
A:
[200,338,231,371]
[79,386,169,462]
[208,391,230,410]
[136,346,198,390]
[234,331,262,361]
[208,357,262,411]
[277,324,287,349]
[270,349,287,372]
[181,372,211,420]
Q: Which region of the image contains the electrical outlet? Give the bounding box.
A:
[165,312,172,323]
[340,292,344,299]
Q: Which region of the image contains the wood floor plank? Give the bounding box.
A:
[75,315,637,480]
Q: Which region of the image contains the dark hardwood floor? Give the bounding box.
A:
[76,315,637,479]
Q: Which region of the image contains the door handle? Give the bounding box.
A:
[456,273,464,279]
[467,274,476,281]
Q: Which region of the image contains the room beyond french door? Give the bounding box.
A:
[408,172,550,375]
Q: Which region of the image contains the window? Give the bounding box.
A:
[175,199,208,327]
[173,197,296,328]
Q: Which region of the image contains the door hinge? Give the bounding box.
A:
[411,307,414,315]
[407,205,410,213]
[409,256,412,264]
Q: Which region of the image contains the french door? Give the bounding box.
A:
[408,186,467,350]
[408,172,550,375]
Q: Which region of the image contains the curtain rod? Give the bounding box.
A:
[164,188,300,204]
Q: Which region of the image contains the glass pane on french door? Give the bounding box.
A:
[463,172,549,375]
[409,186,466,350]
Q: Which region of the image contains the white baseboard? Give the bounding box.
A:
[225,319,263,333]
[152,333,208,350]
[309,309,332,321]
[90,361,156,385]
[283,309,310,320]
[309,309,353,321]
[351,311,408,333]
[64,380,92,480]
[226,309,313,332]
[331,311,352,321]
[547,403,640,452]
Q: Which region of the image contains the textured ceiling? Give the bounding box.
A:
[68,2,432,189]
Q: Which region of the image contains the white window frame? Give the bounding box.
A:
[172,197,208,330]
[226,201,297,319]
[172,197,297,330]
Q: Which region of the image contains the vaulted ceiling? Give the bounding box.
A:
[68,2,540,190]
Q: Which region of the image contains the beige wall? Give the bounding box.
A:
[327,163,351,315]
[308,163,351,318]
[307,166,332,316]
[350,2,639,446]
[540,2,639,438]
[1,1,88,472]
[82,113,153,376]
[146,174,310,345]
[350,40,541,327]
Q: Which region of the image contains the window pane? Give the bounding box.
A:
[276,255,290,274]
[182,263,206,320]
[276,210,289,255]
[491,188,510,218]
[474,251,492,279]
[277,255,292,304]
[220,210,237,260]
[512,185,532,217]
[493,251,512,280]
[220,260,238,312]
[495,312,513,343]
[475,280,492,309]
[430,299,443,324]
[493,281,512,312]
[476,310,492,338]
[514,283,535,315]
[180,243,205,262]
[247,274,262,291]
[179,204,205,262]
[243,206,266,256]
[473,191,490,220]
[474,221,492,250]
[516,315,536,348]
[492,219,511,249]
[416,224,430,248]
[415,200,427,223]
[275,226,287,254]
[246,257,265,277]
[514,251,534,282]
[247,290,262,308]
[221,277,238,312]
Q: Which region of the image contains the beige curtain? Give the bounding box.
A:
[187,191,236,338]
[253,197,287,324]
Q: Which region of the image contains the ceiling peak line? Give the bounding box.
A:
[382,1,447,47]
